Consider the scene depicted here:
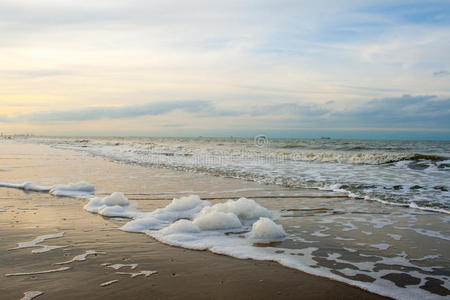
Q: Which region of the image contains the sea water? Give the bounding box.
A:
[13,136,449,212]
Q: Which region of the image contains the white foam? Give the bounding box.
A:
[411,254,441,261]
[32,245,68,254]
[344,247,357,253]
[84,192,137,217]
[334,236,355,241]
[310,226,330,237]
[20,291,44,300]
[395,226,450,241]
[10,232,65,250]
[121,216,162,232]
[106,263,138,270]
[387,233,402,241]
[49,182,95,197]
[160,219,200,234]
[100,280,118,287]
[193,212,242,230]
[249,217,287,242]
[0,206,7,212]
[6,267,71,276]
[121,195,210,232]
[102,192,130,206]
[55,250,104,265]
[166,195,203,211]
[408,202,450,214]
[368,243,391,250]
[0,182,51,192]
[116,270,157,278]
[198,197,271,221]
[0,181,95,198]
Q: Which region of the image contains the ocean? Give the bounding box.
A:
[19,136,450,213]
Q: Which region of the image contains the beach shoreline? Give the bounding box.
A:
[0,141,390,299]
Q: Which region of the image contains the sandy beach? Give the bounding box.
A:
[0,142,390,299]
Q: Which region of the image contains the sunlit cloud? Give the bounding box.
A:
[0,101,211,122]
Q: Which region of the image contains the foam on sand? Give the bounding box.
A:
[10,232,65,251]
[84,192,137,218]
[105,263,138,270]
[55,250,104,265]
[5,267,71,276]
[0,182,51,192]
[116,270,158,278]
[248,217,287,242]
[121,196,289,255]
[49,182,95,197]
[165,195,204,211]
[193,212,242,230]
[100,280,118,287]
[20,291,44,300]
[121,195,210,232]
[198,197,271,221]
[160,219,200,234]
[31,245,68,254]
[0,181,95,198]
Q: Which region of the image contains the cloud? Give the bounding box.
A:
[0,69,74,79]
[433,70,449,77]
[1,94,449,141]
[2,101,211,123]
[163,123,185,128]
[0,114,13,123]
[2,95,449,131]
[343,85,407,93]
[332,95,450,128]
[209,95,450,130]
[250,103,329,117]
[1,100,328,123]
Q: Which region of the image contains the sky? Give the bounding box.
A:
[0,0,449,139]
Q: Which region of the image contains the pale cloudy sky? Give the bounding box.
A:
[0,0,449,139]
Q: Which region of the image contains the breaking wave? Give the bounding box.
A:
[4,136,450,212]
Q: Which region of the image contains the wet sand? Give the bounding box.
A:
[0,142,387,299]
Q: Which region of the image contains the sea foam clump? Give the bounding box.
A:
[249,217,287,242]
[165,195,203,211]
[123,196,276,234]
[20,182,51,192]
[0,181,95,197]
[84,192,135,217]
[160,219,201,234]
[149,198,287,253]
[198,197,271,221]
[121,195,210,232]
[193,211,242,230]
[49,182,95,197]
[121,215,162,232]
